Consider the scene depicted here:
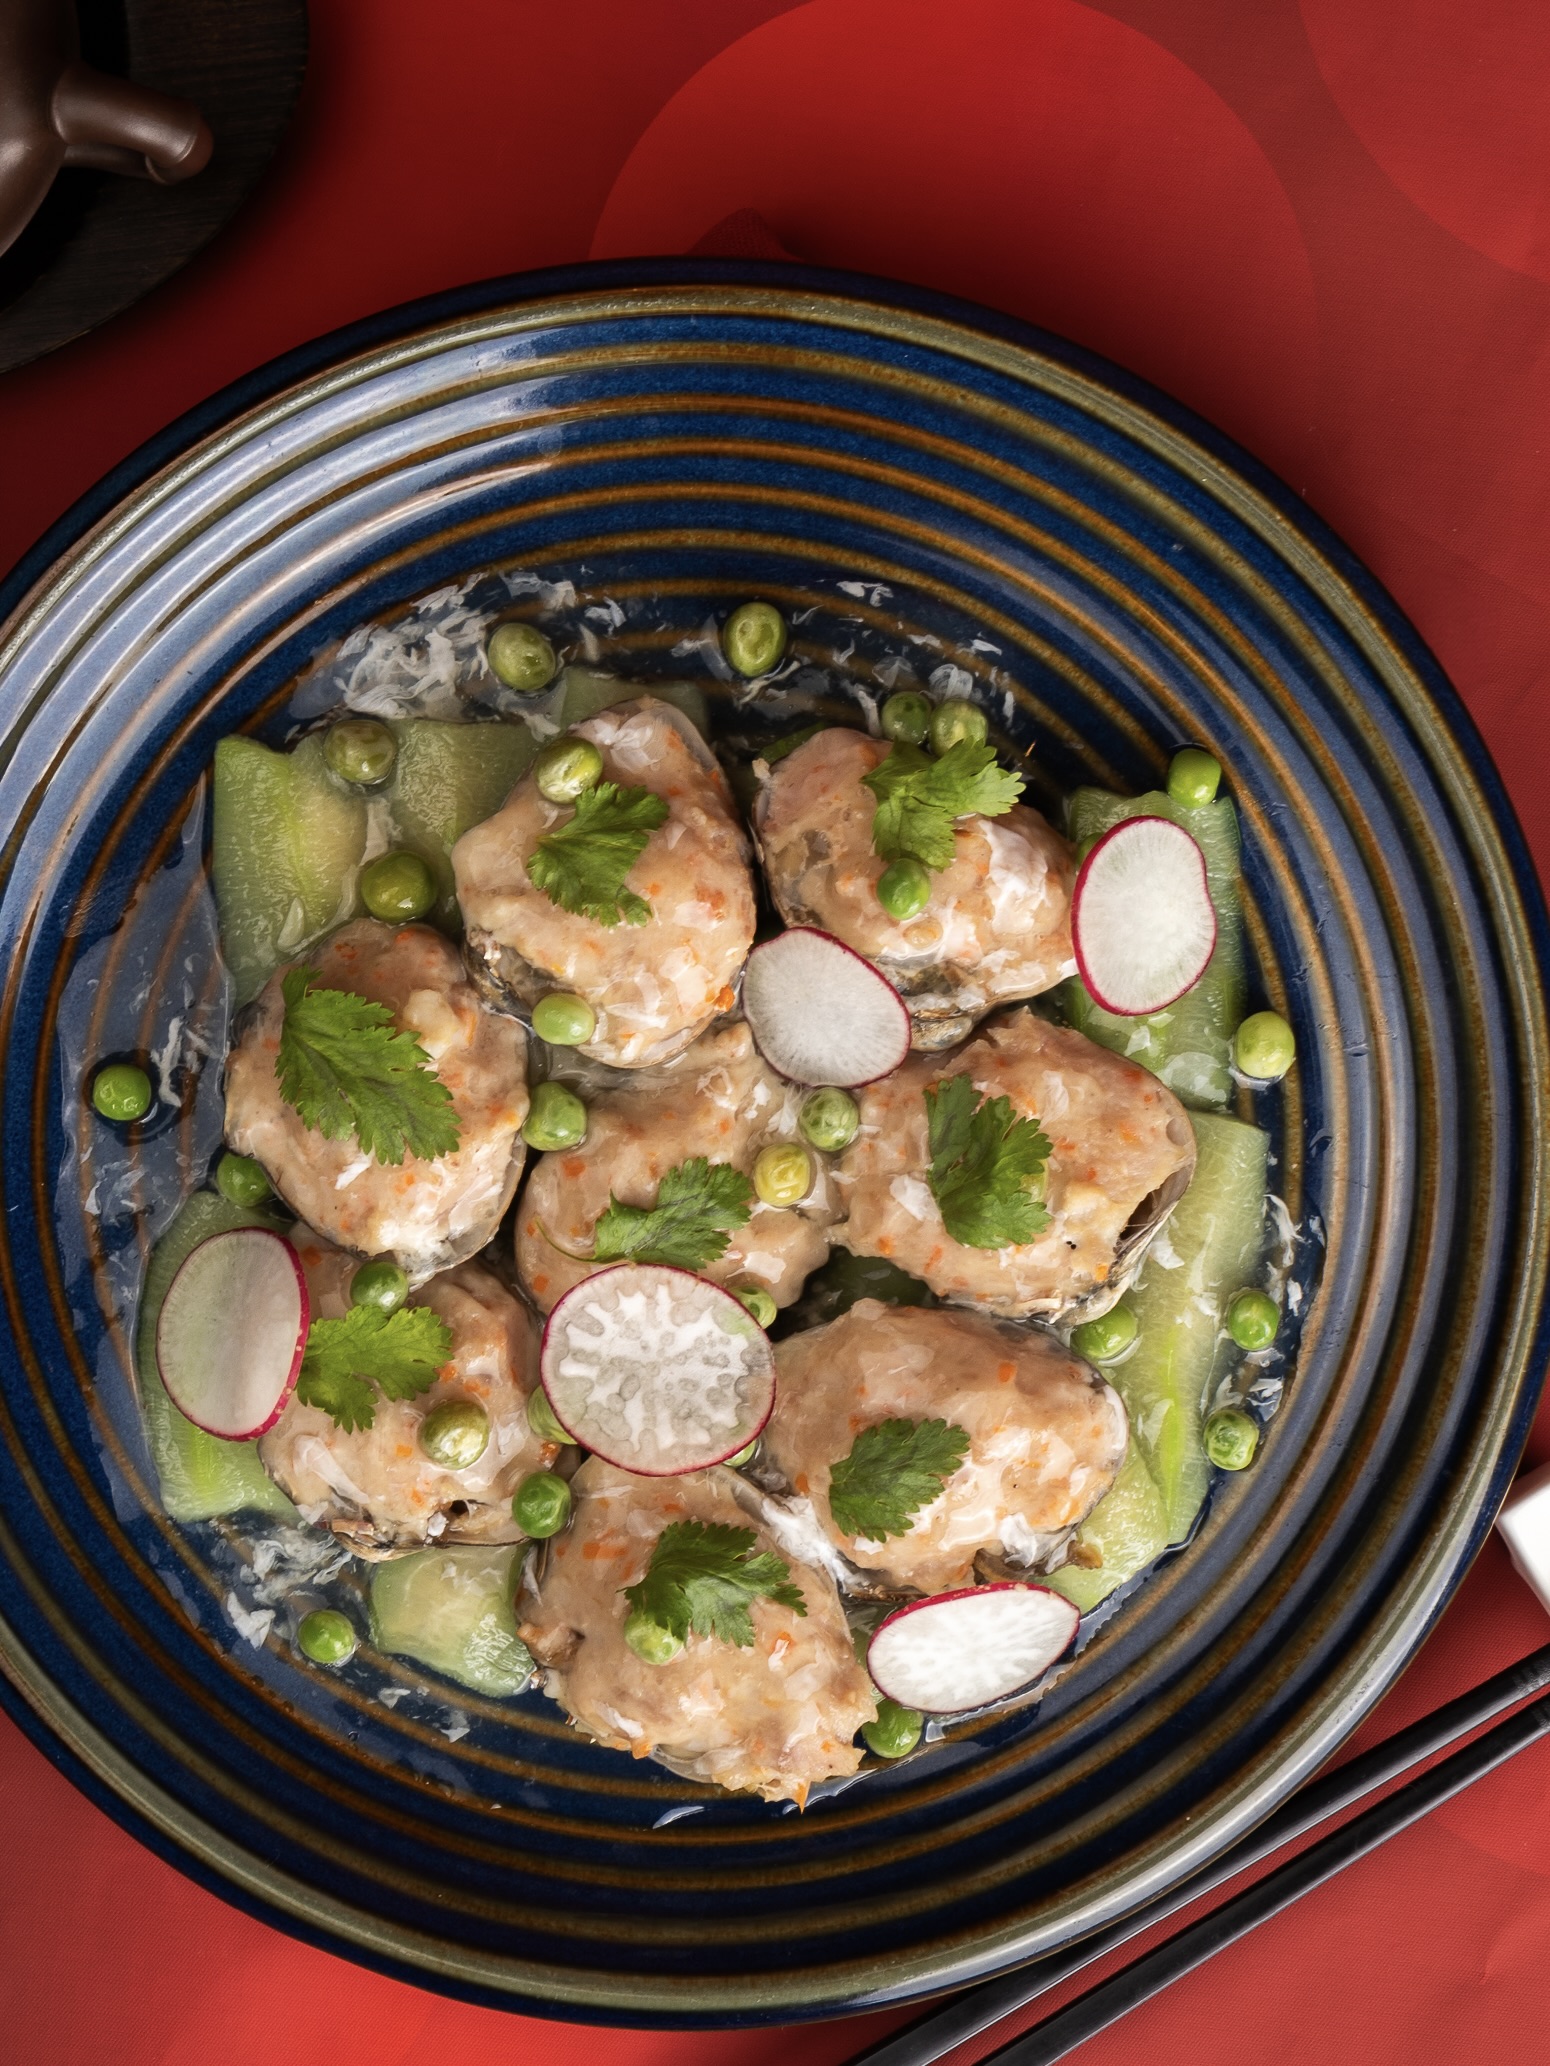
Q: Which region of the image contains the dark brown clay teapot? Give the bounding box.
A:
[1,0,212,259]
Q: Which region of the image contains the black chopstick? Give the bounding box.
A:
[850,1639,1550,2066]
[986,1683,1550,2065]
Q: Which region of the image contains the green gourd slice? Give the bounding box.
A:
[1045,1439,1170,1614]
[369,1544,533,1697]
[1108,1111,1270,1544]
[212,734,366,1003]
[386,719,536,927]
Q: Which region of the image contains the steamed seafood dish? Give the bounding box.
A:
[115,599,1293,1804]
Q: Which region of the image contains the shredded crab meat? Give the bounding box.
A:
[521,1458,875,1804]
[763,1300,1127,1593]
[545,1270,771,1471]
[835,1007,1196,1317]
[516,1024,836,1314]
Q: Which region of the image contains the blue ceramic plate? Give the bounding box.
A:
[0,261,1546,2026]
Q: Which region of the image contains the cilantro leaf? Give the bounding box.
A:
[528,781,670,927]
[623,1520,806,1648]
[863,740,1024,872]
[275,969,461,1167]
[592,1157,755,1270]
[295,1304,454,1433]
[295,1362,376,1435]
[827,1418,972,1540]
[924,1072,1053,1249]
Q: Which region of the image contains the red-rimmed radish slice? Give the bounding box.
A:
[742,927,910,1086]
[156,1227,309,1440]
[1071,816,1216,1015]
[539,1264,776,1475]
[867,1583,1079,1713]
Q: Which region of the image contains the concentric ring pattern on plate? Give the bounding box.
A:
[0,261,1545,2025]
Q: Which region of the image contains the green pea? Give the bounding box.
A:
[512,1470,572,1539]
[1234,1010,1296,1082]
[623,1610,683,1666]
[323,717,397,787]
[360,850,437,923]
[1167,747,1222,808]
[522,1081,589,1152]
[877,857,931,922]
[215,1152,272,1208]
[350,1260,409,1313]
[880,691,931,745]
[733,1286,777,1330]
[753,1142,812,1207]
[91,1062,153,1123]
[928,700,988,755]
[1204,1407,1260,1472]
[487,621,558,693]
[297,1608,357,1666]
[419,1398,490,1471]
[799,1086,859,1153]
[725,1436,761,1467]
[721,601,787,678]
[1071,1302,1139,1364]
[862,1699,923,1759]
[527,1389,573,1446]
[535,736,604,804]
[1226,1288,1280,1352]
[533,992,597,1047]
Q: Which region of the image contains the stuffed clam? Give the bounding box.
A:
[832,1008,1197,1321]
[515,1022,837,1315]
[454,697,757,1069]
[758,1301,1129,1596]
[520,1458,876,1806]
[755,726,1076,1050]
[224,918,529,1284]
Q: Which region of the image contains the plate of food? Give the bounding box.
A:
[0,259,1545,2026]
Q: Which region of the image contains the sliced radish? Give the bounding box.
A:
[540,1264,776,1475]
[867,1583,1080,1713]
[156,1227,309,1440]
[742,927,911,1086]
[1071,816,1216,1015]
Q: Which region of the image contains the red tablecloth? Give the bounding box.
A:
[5,3,1550,2060]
